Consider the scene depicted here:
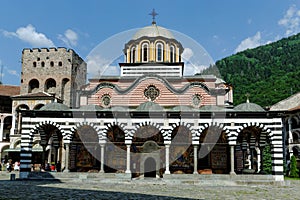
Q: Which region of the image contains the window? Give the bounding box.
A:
[45,78,56,93]
[58,61,62,66]
[170,45,175,63]
[28,79,39,93]
[142,43,148,62]
[50,61,54,67]
[131,47,136,63]
[41,61,45,67]
[33,62,37,67]
[156,43,164,62]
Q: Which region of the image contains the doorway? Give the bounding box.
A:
[144,157,156,177]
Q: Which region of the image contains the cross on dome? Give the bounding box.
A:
[149,9,158,24]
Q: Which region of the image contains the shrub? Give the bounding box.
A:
[289,155,299,178]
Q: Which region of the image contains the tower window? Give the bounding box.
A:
[59,61,62,66]
[142,43,148,62]
[41,61,45,67]
[28,79,39,93]
[33,62,37,67]
[156,43,164,62]
[50,61,54,67]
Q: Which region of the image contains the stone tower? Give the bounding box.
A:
[20,47,86,108]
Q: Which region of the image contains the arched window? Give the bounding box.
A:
[45,78,56,93]
[131,47,136,63]
[142,43,148,62]
[28,79,39,93]
[170,45,175,63]
[156,43,164,62]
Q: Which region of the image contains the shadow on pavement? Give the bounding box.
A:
[0,179,198,200]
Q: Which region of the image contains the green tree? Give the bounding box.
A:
[262,144,272,174]
[289,155,299,178]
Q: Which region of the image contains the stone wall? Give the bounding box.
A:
[20,47,86,107]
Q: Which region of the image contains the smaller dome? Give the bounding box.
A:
[171,105,196,111]
[234,102,265,112]
[78,104,103,111]
[132,24,174,40]
[40,102,70,111]
[199,105,227,112]
[136,101,164,111]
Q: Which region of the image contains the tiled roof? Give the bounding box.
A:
[289,105,300,111]
[12,92,53,98]
[0,85,20,96]
[270,92,300,111]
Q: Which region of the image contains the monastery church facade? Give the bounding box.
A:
[5,20,285,181]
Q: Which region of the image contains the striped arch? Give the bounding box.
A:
[102,121,128,140]
[30,121,66,140]
[236,122,271,135]
[130,121,165,141]
[197,122,231,141]
[171,121,196,141]
[70,122,101,141]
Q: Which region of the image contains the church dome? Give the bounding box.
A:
[136,101,164,111]
[234,102,265,112]
[132,24,174,40]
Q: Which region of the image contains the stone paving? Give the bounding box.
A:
[0,176,299,200]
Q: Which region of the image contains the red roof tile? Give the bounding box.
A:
[0,85,20,96]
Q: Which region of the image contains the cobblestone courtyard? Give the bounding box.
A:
[0,178,299,200]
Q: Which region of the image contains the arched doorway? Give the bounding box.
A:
[37,124,63,171]
[198,126,229,174]
[235,126,269,174]
[105,125,126,173]
[131,125,164,178]
[144,157,156,177]
[69,125,100,172]
[170,126,193,174]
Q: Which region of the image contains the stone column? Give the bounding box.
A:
[0,117,4,142]
[63,143,70,172]
[193,145,198,174]
[100,144,105,173]
[230,145,236,175]
[288,118,293,144]
[125,144,131,174]
[165,144,170,174]
[256,147,261,173]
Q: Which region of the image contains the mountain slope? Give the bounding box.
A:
[203,33,300,107]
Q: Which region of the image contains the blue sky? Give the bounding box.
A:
[0,0,300,85]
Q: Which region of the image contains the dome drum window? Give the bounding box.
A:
[142,43,149,62]
[156,43,164,62]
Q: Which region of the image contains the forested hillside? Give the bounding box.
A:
[202,33,300,107]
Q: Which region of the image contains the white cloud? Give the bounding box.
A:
[58,29,78,47]
[86,54,120,78]
[182,48,194,61]
[7,69,19,77]
[234,32,263,53]
[2,24,55,47]
[278,5,300,36]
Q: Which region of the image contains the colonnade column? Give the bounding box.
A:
[125,144,131,174]
[63,143,70,172]
[165,144,170,174]
[100,144,105,173]
[230,145,236,175]
[0,117,4,142]
[193,145,198,174]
